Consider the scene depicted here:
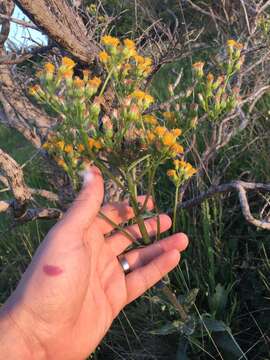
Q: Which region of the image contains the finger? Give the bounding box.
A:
[107,214,172,255]
[61,166,104,230]
[95,196,154,235]
[125,233,188,270]
[125,249,180,304]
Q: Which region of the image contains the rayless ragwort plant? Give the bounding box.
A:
[29,36,243,329]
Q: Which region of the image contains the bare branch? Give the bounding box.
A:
[0,147,62,222]
[0,44,53,65]
[16,207,62,222]
[30,188,60,202]
[186,0,226,24]
[0,0,15,50]
[0,148,31,206]
[179,180,270,230]
[0,199,11,213]
[257,0,270,14]
[0,13,38,30]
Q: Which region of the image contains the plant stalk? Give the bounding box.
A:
[173,185,180,233]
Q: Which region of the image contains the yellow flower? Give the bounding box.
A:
[131,90,154,107]
[134,54,145,64]
[29,84,42,96]
[227,39,243,49]
[143,114,158,125]
[56,140,65,151]
[186,164,197,177]
[172,128,182,137]
[173,159,181,168]
[73,77,84,88]
[64,144,73,153]
[44,62,55,73]
[94,140,102,149]
[88,138,102,150]
[56,158,66,168]
[83,70,90,81]
[101,35,120,47]
[144,57,152,67]
[134,55,152,75]
[179,161,197,178]
[192,61,205,71]
[162,132,176,147]
[88,76,102,88]
[88,138,95,149]
[146,131,155,142]
[132,89,146,99]
[155,126,167,137]
[62,69,74,79]
[124,38,136,49]
[42,142,50,150]
[78,144,85,152]
[172,143,184,154]
[144,94,154,104]
[192,61,205,77]
[179,160,187,168]
[167,169,177,177]
[99,51,110,63]
[62,57,76,69]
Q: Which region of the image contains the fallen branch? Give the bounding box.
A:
[0,148,61,222]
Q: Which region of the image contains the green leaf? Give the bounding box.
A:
[209,283,228,315]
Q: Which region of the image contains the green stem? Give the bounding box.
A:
[127,173,151,245]
[99,67,114,97]
[127,154,151,173]
[98,211,140,246]
[173,185,180,233]
[132,167,138,200]
[140,165,157,214]
[151,183,161,241]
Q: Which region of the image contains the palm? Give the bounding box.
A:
[5,167,188,360]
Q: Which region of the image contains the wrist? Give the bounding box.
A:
[0,303,46,360]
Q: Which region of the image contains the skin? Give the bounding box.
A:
[0,166,188,360]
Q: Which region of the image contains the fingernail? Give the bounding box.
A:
[83,170,94,186]
[79,167,95,187]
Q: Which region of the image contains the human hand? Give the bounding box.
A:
[0,167,188,360]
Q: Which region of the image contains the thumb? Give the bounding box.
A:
[61,166,104,231]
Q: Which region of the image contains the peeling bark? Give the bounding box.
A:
[15,0,100,63]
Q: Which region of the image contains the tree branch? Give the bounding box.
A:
[15,0,100,63]
[179,180,270,230]
[0,147,61,223]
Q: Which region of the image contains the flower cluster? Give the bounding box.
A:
[191,40,244,120]
[30,37,197,189]
[42,136,102,173]
[99,35,152,94]
[146,126,184,158]
[167,160,197,185]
